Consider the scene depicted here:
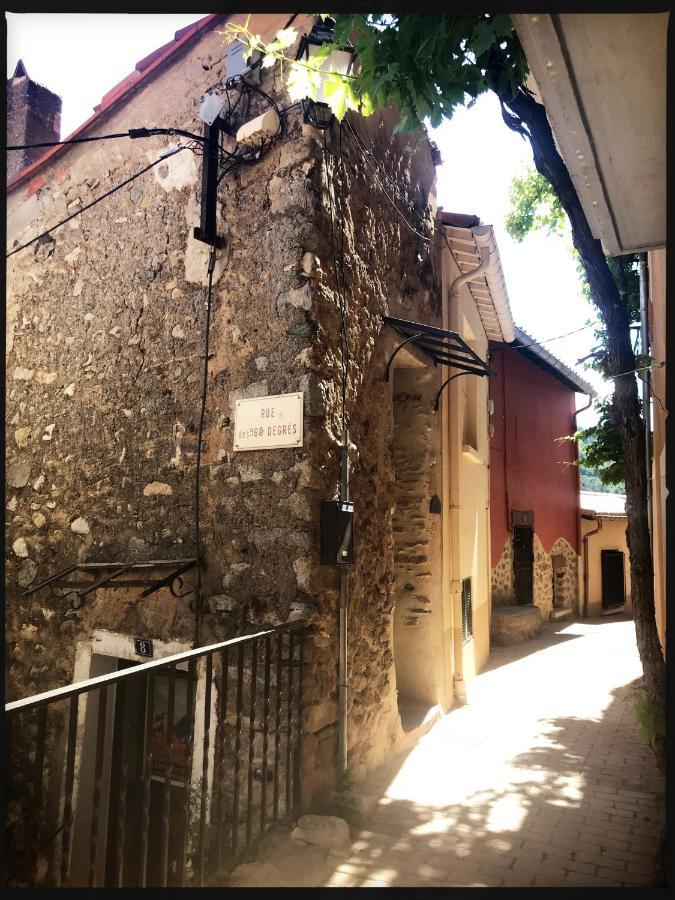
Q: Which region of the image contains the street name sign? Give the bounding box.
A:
[233,391,303,451]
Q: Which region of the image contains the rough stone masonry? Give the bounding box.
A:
[5,14,440,805]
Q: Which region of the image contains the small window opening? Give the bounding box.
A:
[461,577,473,644]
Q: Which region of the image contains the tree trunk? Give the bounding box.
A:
[498,87,665,723]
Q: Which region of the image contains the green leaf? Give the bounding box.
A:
[275,27,297,50]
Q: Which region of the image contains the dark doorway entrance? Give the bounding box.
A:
[104,661,193,886]
[513,525,534,605]
[601,549,625,609]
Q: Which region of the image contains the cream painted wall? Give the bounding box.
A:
[443,260,492,689]
[581,516,631,617]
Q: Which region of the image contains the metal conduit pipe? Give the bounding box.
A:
[639,254,653,547]
[582,514,602,618]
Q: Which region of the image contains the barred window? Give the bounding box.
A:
[461,577,473,644]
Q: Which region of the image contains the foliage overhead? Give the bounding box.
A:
[225,13,529,132]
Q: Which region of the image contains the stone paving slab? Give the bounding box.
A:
[227,616,664,888]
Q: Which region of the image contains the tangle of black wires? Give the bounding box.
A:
[215,69,286,185]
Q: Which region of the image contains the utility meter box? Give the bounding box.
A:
[320,500,354,564]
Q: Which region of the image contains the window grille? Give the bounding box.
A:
[461,577,473,644]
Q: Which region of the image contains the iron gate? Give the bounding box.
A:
[4,621,305,888]
[513,525,534,606]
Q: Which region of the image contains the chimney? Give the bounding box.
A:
[7,60,62,181]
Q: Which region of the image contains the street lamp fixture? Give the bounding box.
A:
[295,17,354,130]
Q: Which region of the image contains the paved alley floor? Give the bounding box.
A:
[229,616,665,888]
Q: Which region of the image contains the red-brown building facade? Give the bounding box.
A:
[488,328,595,619]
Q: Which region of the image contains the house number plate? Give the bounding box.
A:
[134,638,154,658]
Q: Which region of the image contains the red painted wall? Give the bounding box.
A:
[489,341,580,564]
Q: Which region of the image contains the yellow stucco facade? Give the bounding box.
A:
[441,235,493,700]
[581,515,631,618]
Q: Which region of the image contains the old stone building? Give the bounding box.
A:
[6,13,516,885]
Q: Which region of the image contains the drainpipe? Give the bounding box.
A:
[573,392,593,605]
[582,514,602,618]
[639,254,653,548]
[448,246,491,300]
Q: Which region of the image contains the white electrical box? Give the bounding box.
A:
[236,109,280,148]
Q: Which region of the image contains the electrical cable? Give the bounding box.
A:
[6,144,188,259]
[344,121,602,363]
[192,244,218,648]
[642,375,666,415]
[337,121,351,439]
[323,126,350,480]
[6,127,206,151]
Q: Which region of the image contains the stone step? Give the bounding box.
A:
[549,607,574,621]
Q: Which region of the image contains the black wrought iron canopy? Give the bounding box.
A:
[23,558,197,601]
[382,315,495,408]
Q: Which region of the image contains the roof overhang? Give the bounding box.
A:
[512,326,596,396]
[439,211,515,343]
[512,13,667,256]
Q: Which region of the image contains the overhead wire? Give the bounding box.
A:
[323,125,350,473]
[6,127,206,151]
[6,143,189,259]
[344,118,603,365]
[192,244,218,647]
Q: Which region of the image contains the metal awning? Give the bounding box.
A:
[383,315,495,381]
[23,558,197,600]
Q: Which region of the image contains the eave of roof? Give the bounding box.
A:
[439,211,515,343]
[513,325,596,396]
[7,13,227,194]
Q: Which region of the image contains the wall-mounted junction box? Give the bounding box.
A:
[236,109,280,148]
[320,500,354,564]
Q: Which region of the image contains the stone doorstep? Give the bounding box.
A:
[550,608,574,621]
[601,604,626,617]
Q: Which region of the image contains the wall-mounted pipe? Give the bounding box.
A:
[573,392,593,568]
[448,246,491,300]
[582,513,602,617]
[639,254,653,548]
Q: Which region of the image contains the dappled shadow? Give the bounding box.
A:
[318,680,664,887]
[225,616,664,888]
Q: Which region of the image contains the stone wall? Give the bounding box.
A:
[6,15,440,807]
[491,533,579,619]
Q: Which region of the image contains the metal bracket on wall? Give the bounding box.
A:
[22,559,197,601]
[382,315,495,400]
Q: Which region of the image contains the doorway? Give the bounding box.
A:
[105,661,193,886]
[601,549,625,610]
[513,525,534,605]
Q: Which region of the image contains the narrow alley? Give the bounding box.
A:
[228,616,664,888]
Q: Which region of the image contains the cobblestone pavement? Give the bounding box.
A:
[229,616,665,888]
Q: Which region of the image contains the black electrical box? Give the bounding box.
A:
[321,500,355,564]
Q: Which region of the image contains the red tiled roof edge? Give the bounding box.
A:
[7,13,228,194]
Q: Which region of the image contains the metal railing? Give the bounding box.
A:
[4,621,305,887]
